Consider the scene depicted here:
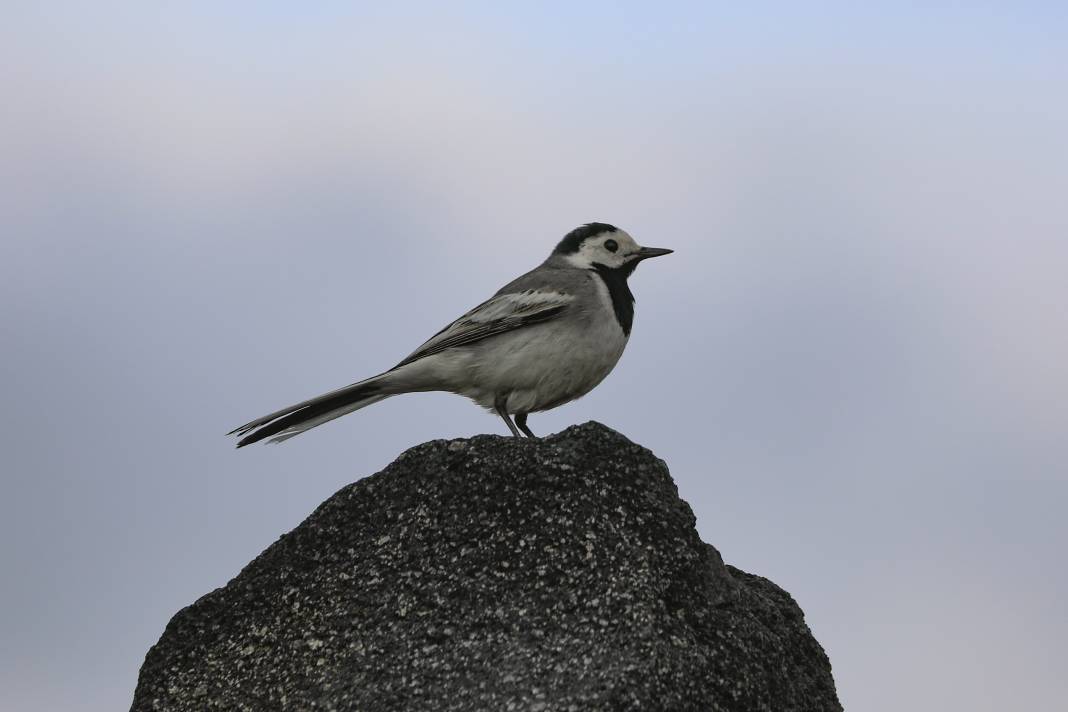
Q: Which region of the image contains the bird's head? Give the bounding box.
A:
[552,223,673,275]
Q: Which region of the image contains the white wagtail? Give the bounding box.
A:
[230,223,672,446]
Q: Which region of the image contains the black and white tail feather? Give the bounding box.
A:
[228,376,391,447]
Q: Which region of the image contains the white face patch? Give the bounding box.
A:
[563,229,641,270]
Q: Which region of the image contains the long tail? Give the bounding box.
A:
[229,373,394,447]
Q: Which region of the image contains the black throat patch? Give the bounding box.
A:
[592,262,637,336]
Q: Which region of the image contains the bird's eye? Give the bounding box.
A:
[604,239,619,253]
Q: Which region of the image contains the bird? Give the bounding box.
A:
[229,223,672,447]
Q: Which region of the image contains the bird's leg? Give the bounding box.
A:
[515,413,536,438]
[494,396,522,438]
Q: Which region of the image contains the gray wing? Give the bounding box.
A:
[393,288,575,369]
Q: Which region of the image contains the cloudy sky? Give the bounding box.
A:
[2,3,1066,710]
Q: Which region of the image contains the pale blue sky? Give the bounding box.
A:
[2,3,1066,710]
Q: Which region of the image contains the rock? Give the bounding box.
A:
[131,422,841,711]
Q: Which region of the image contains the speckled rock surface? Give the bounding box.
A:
[132,422,841,711]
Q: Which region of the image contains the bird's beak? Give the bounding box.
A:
[635,246,674,260]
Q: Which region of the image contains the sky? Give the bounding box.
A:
[2,3,1067,710]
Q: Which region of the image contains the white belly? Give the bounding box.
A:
[474,321,627,413]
